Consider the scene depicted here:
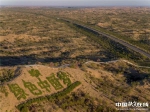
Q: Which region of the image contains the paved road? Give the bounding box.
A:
[60,18,150,59]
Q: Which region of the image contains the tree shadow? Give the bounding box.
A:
[123,70,149,85]
[0,52,115,66]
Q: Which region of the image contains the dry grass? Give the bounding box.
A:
[0,9,106,66]
[0,60,150,111]
[0,7,150,112]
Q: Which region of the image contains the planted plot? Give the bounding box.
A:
[46,73,63,90]
[37,78,51,92]
[28,69,41,78]
[8,83,28,100]
[0,86,8,97]
[22,80,42,95]
[57,71,71,86]
[6,71,73,100]
[16,81,81,111]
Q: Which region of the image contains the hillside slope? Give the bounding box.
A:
[0,60,150,112]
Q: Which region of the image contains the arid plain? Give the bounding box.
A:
[0,7,150,112]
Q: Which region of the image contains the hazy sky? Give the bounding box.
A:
[0,0,150,6]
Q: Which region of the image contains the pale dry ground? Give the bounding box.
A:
[0,60,150,112]
[54,7,150,40]
[0,8,150,111]
[0,33,101,57]
[41,7,150,52]
[0,60,150,111]
[0,65,104,112]
[0,10,105,66]
[0,34,43,42]
[0,63,119,111]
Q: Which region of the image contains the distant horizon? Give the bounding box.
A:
[0,5,150,8]
[0,0,150,7]
[1,5,150,7]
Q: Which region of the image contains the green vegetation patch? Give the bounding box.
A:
[8,83,28,100]
[0,86,8,97]
[46,73,64,90]
[28,69,41,78]
[63,20,150,66]
[57,71,71,86]
[16,81,81,111]
[37,78,51,92]
[22,80,42,96]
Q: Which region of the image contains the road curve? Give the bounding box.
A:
[60,18,150,59]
